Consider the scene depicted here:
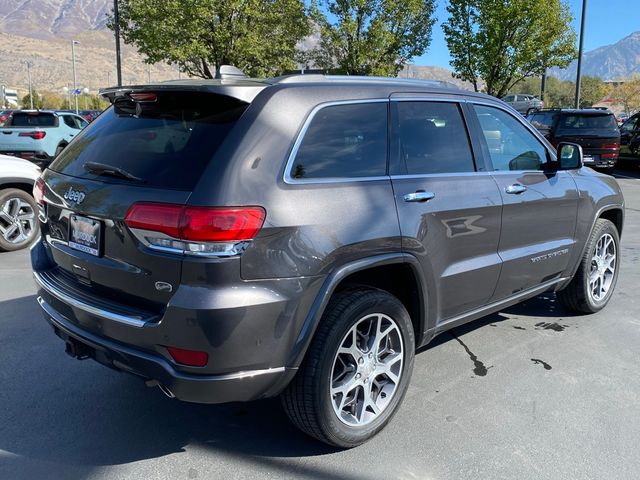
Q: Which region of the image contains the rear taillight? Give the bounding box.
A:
[124,203,266,256]
[600,143,620,150]
[19,131,46,140]
[33,178,45,206]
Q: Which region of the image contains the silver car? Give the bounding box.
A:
[0,154,40,251]
[502,93,544,115]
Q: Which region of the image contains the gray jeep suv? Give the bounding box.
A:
[31,75,624,447]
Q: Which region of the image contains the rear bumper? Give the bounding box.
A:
[31,239,322,404]
[38,295,296,404]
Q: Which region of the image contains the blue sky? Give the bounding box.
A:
[414,0,639,68]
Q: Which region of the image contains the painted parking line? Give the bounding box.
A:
[614,173,640,179]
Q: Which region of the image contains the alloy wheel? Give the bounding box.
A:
[330,313,404,427]
[588,233,616,302]
[0,196,37,245]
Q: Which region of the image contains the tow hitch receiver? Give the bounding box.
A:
[64,338,92,360]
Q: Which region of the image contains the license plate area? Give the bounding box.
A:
[583,154,599,164]
[68,214,102,257]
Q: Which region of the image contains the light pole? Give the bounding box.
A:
[107,71,111,87]
[71,40,80,114]
[24,61,33,109]
[574,0,587,108]
[147,64,151,83]
[113,0,123,86]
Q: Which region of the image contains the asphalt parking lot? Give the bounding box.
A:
[1,165,639,480]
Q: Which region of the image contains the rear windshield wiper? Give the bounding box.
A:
[83,162,145,183]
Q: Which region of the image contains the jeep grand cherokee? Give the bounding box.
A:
[32,74,624,447]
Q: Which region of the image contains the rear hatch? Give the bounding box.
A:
[554,112,620,164]
[0,111,56,159]
[39,88,255,316]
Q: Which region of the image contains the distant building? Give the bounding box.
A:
[1,86,19,108]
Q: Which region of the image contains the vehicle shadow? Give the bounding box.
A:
[0,291,587,478]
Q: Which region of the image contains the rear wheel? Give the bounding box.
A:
[281,288,415,448]
[0,188,40,252]
[558,219,619,313]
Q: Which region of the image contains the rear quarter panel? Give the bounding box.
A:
[563,168,624,278]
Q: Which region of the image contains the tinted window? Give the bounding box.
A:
[621,116,638,132]
[556,113,618,135]
[290,103,387,179]
[391,101,475,175]
[503,96,514,102]
[51,92,248,190]
[9,112,57,127]
[475,105,548,171]
[529,112,554,129]
[62,115,77,129]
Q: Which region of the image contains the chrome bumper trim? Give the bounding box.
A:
[34,270,148,328]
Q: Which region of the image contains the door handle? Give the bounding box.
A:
[505,183,527,194]
[403,191,435,203]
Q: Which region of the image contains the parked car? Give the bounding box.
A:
[0,110,88,167]
[619,112,640,161]
[79,110,102,122]
[0,154,40,251]
[501,94,544,115]
[0,109,14,126]
[616,112,629,126]
[32,74,624,448]
[527,109,621,172]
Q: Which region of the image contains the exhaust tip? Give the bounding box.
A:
[158,384,175,399]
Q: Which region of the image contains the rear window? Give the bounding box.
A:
[51,92,248,190]
[9,112,57,127]
[556,113,618,135]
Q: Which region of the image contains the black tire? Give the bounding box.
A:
[0,188,40,252]
[281,287,415,448]
[558,219,620,313]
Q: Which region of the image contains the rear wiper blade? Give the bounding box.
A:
[83,162,145,183]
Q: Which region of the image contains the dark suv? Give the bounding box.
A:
[527,109,621,172]
[32,75,624,447]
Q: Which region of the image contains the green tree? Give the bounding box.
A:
[443,0,577,97]
[611,75,640,115]
[577,76,609,108]
[310,0,436,76]
[507,77,541,96]
[543,77,575,108]
[21,89,45,109]
[111,0,310,78]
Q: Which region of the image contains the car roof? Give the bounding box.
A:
[533,108,614,115]
[100,75,493,105]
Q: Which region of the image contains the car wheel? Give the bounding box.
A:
[281,287,415,448]
[558,219,619,313]
[0,188,40,252]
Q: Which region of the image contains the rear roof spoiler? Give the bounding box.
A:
[99,80,268,105]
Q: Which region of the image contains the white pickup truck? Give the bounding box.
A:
[0,110,88,167]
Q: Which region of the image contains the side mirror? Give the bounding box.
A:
[557,142,583,170]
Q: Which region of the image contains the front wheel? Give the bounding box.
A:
[281,288,415,448]
[558,218,620,313]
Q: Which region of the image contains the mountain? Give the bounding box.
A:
[0,0,109,39]
[0,0,180,95]
[549,31,640,81]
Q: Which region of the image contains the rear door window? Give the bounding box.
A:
[51,92,249,190]
[391,101,476,174]
[289,102,387,180]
